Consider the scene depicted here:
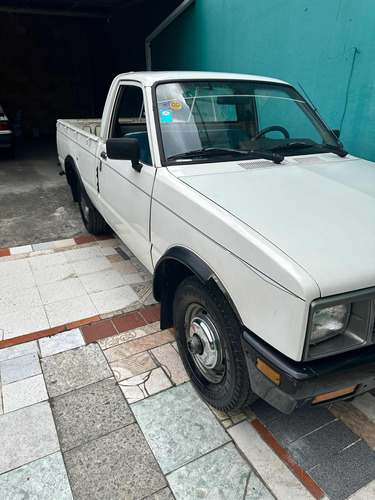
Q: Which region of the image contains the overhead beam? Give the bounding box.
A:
[0,6,108,19]
[145,0,195,70]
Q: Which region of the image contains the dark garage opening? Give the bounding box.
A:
[0,0,181,137]
[0,0,181,248]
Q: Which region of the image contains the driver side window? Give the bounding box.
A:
[110,85,152,164]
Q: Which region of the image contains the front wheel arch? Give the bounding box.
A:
[153,247,242,330]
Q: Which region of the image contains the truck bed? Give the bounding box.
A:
[59,119,102,137]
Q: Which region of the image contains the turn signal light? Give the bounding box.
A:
[312,385,357,404]
[256,357,281,386]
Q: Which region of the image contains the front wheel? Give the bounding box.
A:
[173,276,257,411]
[78,185,108,234]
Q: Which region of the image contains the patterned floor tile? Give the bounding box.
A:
[51,377,134,451]
[0,401,59,474]
[123,330,174,356]
[132,383,230,473]
[0,452,72,500]
[150,343,189,385]
[99,323,159,350]
[64,424,166,500]
[2,374,48,413]
[42,343,112,397]
[119,368,173,404]
[0,353,41,385]
[142,367,172,396]
[131,281,153,299]
[120,373,149,403]
[38,328,85,357]
[110,351,156,381]
[168,443,263,500]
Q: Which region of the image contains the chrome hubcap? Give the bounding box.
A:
[187,312,224,382]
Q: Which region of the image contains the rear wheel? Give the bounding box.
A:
[173,276,257,411]
[78,185,108,234]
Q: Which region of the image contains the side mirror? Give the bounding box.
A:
[106,138,142,172]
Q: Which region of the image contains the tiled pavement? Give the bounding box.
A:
[0,234,155,345]
[1,237,375,499]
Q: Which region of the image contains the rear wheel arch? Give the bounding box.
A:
[64,155,81,202]
[153,247,242,330]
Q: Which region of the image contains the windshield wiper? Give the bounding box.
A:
[167,147,284,164]
[266,141,348,157]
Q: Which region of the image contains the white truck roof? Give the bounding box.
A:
[112,71,289,87]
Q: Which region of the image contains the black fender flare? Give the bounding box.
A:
[64,155,94,207]
[153,246,242,329]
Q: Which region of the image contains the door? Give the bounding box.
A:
[97,83,155,271]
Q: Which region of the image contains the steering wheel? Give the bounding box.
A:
[253,126,290,140]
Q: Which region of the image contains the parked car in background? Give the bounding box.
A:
[57,71,375,414]
[0,104,14,159]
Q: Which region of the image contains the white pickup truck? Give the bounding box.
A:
[57,71,375,413]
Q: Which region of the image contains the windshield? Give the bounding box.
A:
[155,81,339,162]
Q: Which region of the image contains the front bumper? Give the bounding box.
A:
[242,329,375,413]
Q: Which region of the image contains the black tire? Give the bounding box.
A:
[78,185,108,234]
[173,276,257,411]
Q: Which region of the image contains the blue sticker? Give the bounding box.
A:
[160,110,173,123]
[159,101,170,110]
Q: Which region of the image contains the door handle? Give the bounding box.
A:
[100,151,107,160]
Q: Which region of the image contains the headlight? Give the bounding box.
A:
[310,304,351,344]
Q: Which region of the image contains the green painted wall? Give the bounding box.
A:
[152,0,375,161]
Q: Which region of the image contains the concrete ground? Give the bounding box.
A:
[0,137,88,248]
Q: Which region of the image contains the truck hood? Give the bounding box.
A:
[177,154,375,296]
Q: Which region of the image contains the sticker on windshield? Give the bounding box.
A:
[159,101,170,110]
[160,110,173,123]
[170,100,182,110]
